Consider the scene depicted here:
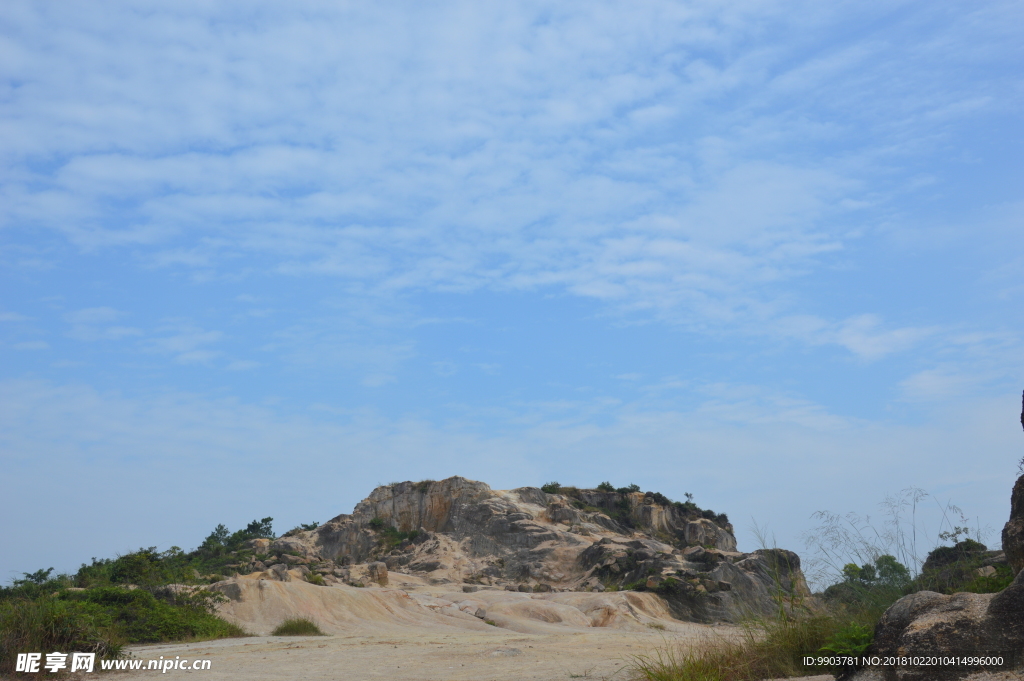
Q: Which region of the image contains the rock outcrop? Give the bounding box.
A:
[251,476,809,624]
[1001,474,1024,576]
[1007,392,1024,576]
[840,569,1024,681]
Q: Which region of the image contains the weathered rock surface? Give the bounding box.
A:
[1002,474,1024,576]
[1008,393,1024,576]
[271,476,809,623]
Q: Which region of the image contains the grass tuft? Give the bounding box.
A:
[271,617,326,636]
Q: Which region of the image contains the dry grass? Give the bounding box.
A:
[631,615,841,681]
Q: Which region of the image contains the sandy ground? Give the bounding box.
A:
[120,630,837,681]
[108,574,835,681]
[121,629,716,681]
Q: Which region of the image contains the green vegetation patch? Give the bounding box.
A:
[57,587,246,643]
[0,597,125,675]
[272,618,326,636]
[367,517,420,549]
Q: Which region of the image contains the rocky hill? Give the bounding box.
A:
[237,476,809,623]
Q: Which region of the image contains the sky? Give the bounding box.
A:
[1,0,1022,587]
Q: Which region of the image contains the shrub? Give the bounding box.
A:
[819,622,873,657]
[654,577,686,597]
[616,484,641,494]
[1,568,71,601]
[541,481,561,494]
[60,587,246,643]
[307,573,326,586]
[272,618,325,636]
[648,491,672,506]
[367,518,418,549]
[597,481,615,492]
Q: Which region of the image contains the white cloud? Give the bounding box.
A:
[62,307,143,342]
[2,1,1016,360]
[361,374,397,388]
[12,340,48,350]
[63,307,121,325]
[225,360,261,371]
[146,324,223,364]
[772,313,937,361]
[900,369,977,402]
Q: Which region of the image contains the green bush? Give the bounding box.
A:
[367,518,418,549]
[59,587,246,643]
[819,622,873,657]
[597,481,615,492]
[272,618,325,636]
[541,481,561,494]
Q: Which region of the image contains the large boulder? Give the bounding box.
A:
[367,561,388,586]
[1001,474,1024,576]
[841,569,1024,680]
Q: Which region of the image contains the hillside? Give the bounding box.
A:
[222,476,809,624]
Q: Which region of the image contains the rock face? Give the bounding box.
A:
[1001,474,1024,576]
[841,569,1024,681]
[274,476,809,623]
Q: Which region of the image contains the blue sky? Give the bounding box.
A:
[2,0,1022,586]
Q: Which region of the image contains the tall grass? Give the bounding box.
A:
[0,598,125,675]
[632,614,847,681]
